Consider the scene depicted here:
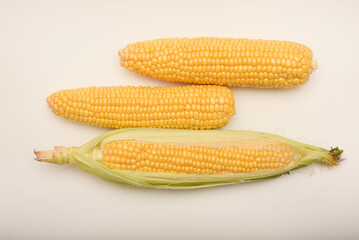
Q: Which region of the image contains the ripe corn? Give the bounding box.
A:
[47,85,235,130]
[34,128,342,189]
[119,37,315,88]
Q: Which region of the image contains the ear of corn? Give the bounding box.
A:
[47,85,235,130]
[119,37,314,88]
[34,128,342,189]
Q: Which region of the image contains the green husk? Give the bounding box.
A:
[34,128,342,189]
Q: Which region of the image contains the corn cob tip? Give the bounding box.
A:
[34,146,69,164]
[328,147,344,165]
[118,48,126,59]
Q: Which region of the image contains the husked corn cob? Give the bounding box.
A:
[119,37,315,88]
[34,128,342,189]
[47,85,234,130]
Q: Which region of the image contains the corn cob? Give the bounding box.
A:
[119,37,315,88]
[47,85,235,130]
[34,128,342,189]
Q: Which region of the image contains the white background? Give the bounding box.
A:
[1,0,359,239]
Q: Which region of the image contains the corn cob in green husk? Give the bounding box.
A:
[34,128,342,189]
